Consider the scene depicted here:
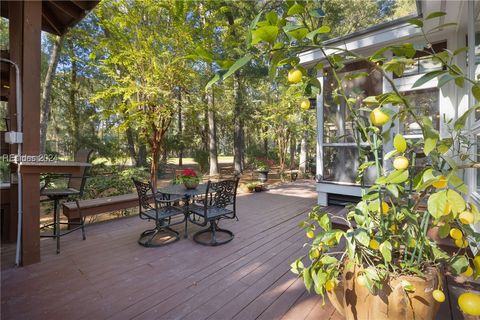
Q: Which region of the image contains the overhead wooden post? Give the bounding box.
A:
[8,0,42,265]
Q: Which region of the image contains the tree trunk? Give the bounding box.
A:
[67,40,80,153]
[299,128,308,174]
[207,88,219,176]
[125,126,137,166]
[177,95,183,167]
[233,72,244,173]
[40,35,64,154]
[138,143,147,167]
[289,137,296,169]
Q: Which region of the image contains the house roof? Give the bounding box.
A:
[1,0,99,36]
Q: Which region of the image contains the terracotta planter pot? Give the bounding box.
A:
[327,264,442,320]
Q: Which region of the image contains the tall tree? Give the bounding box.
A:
[40,35,64,154]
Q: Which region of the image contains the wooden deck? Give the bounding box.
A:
[1,181,344,320]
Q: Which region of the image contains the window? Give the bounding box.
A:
[321,61,382,185]
[400,88,440,137]
[394,42,447,78]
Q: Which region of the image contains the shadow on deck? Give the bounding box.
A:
[1,180,344,320]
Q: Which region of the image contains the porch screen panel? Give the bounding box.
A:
[322,61,382,185]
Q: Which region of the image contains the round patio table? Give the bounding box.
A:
[156,183,209,238]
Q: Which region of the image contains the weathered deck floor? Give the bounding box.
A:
[1,181,344,320]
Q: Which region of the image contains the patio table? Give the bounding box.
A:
[156,183,209,238]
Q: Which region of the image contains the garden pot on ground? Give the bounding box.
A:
[327,264,442,320]
[257,170,269,183]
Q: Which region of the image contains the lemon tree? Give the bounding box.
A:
[215,4,480,309]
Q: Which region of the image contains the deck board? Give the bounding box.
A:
[3,181,344,320]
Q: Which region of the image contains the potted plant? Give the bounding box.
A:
[241,182,257,193]
[228,6,480,319]
[176,168,201,189]
[255,158,272,183]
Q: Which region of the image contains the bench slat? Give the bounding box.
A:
[62,193,139,219]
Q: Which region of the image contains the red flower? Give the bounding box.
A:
[181,168,197,177]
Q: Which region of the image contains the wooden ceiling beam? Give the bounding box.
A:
[48,0,83,19]
[41,3,64,35]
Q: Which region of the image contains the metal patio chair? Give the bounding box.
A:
[40,148,93,254]
[132,178,185,247]
[188,177,240,246]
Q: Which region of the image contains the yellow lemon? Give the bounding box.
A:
[300,99,310,111]
[459,211,474,224]
[370,108,390,127]
[458,292,480,316]
[393,156,409,170]
[433,289,445,303]
[455,238,468,248]
[432,176,448,189]
[379,201,390,214]
[369,239,380,250]
[443,203,452,215]
[325,280,336,291]
[311,248,320,258]
[288,69,303,83]
[461,266,474,278]
[306,230,315,239]
[408,239,417,248]
[474,255,480,273]
[389,224,398,233]
[356,275,367,287]
[450,228,463,240]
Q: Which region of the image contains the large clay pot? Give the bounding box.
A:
[327,264,442,320]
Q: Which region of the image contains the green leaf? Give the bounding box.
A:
[447,189,466,214]
[450,255,469,275]
[426,11,447,20]
[394,134,407,152]
[424,137,437,156]
[412,70,446,88]
[354,229,370,247]
[472,85,480,101]
[427,190,448,219]
[309,8,325,18]
[385,169,409,184]
[427,23,457,34]
[287,27,309,40]
[438,223,451,239]
[306,25,331,40]
[265,11,278,25]
[384,150,398,160]
[437,74,455,87]
[380,241,392,262]
[205,73,221,90]
[363,96,379,106]
[303,268,313,291]
[246,11,263,48]
[449,174,468,194]
[320,255,338,265]
[454,106,477,131]
[386,184,399,198]
[407,19,423,28]
[432,245,449,260]
[401,280,416,292]
[287,3,304,16]
[195,46,213,62]
[252,26,279,45]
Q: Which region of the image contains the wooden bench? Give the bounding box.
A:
[62,193,139,220]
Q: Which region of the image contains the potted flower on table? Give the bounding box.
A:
[176,168,201,190]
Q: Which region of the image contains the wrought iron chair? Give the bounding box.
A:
[40,148,93,254]
[188,177,240,246]
[132,178,185,247]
